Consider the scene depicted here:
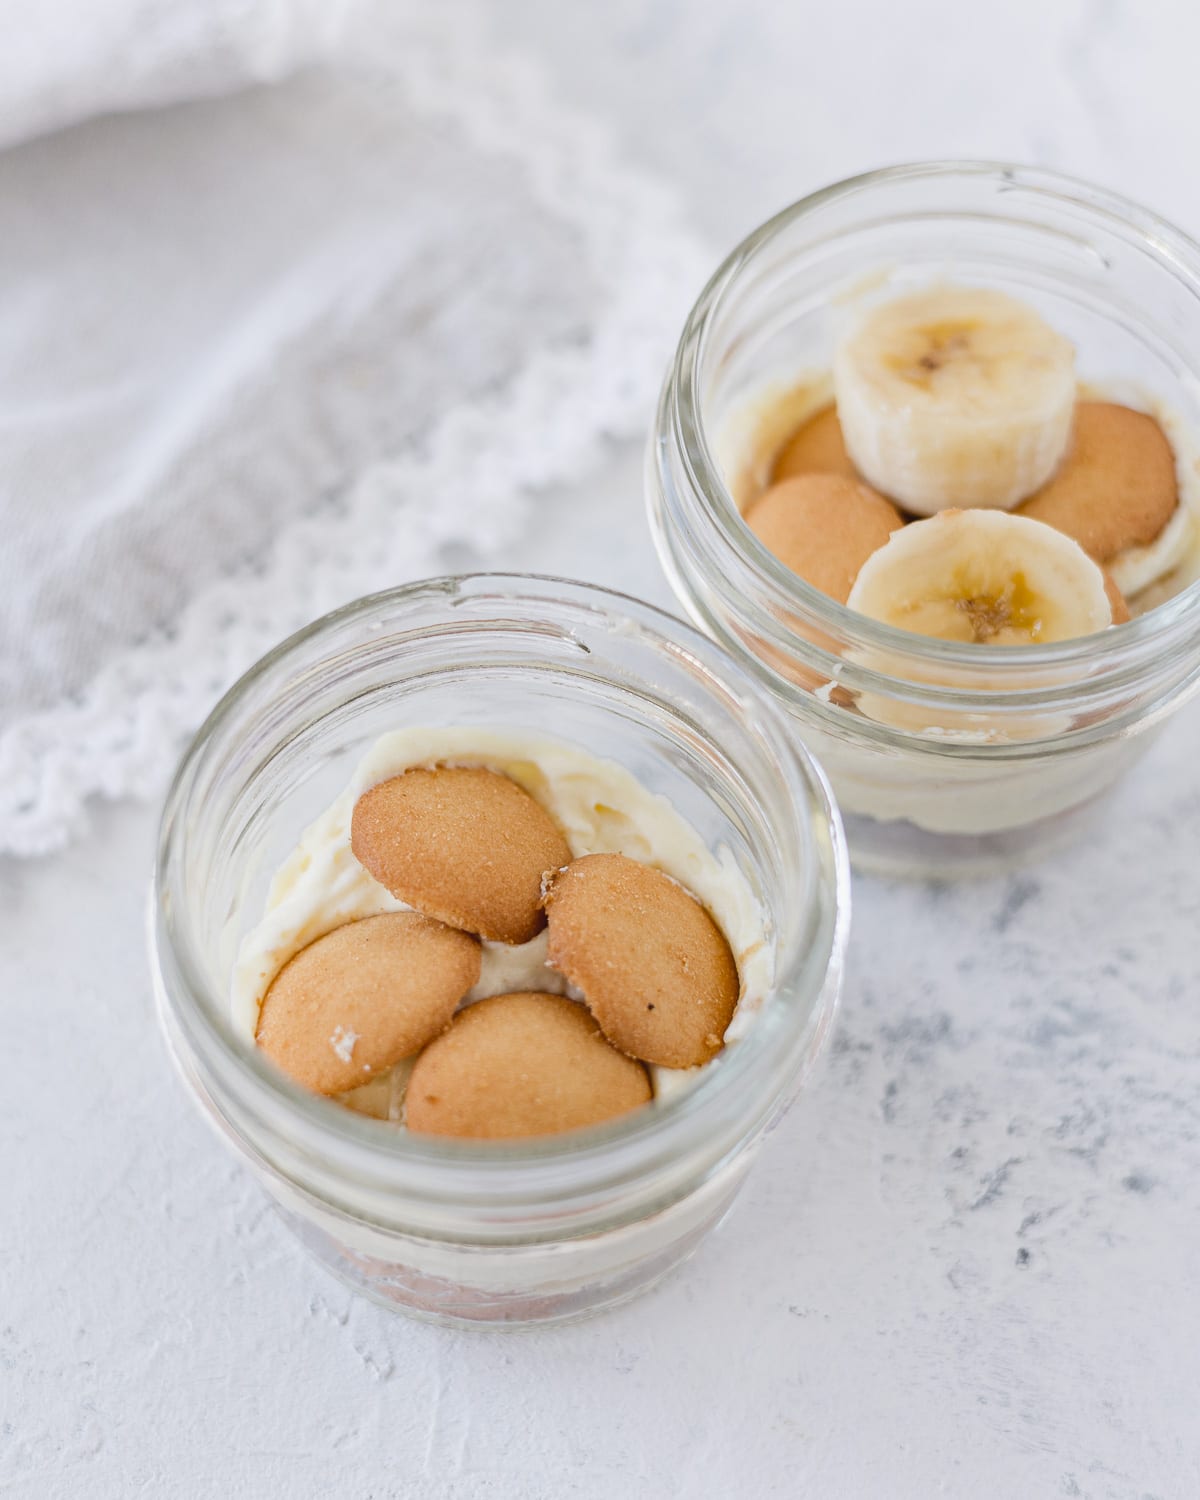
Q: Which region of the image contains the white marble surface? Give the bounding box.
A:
[487,0,1200,252]
[6,3,1200,1497]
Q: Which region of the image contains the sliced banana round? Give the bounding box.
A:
[845,510,1116,645]
[833,286,1076,515]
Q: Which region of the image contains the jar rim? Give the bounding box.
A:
[665,159,1200,689]
[151,573,848,1228]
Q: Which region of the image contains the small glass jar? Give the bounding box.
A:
[149,575,847,1327]
[648,162,1200,876]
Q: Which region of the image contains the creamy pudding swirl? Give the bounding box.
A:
[737,286,1199,644]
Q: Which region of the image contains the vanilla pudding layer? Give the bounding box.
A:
[790,715,1151,837]
[715,377,1200,839]
[233,728,771,1113]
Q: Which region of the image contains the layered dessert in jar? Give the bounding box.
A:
[150,577,846,1326]
[648,164,1200,874]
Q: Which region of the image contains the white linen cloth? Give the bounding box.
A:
[0,0,707,855]
[0,0,353,151]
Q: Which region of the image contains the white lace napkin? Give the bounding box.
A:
[0,3,707,855]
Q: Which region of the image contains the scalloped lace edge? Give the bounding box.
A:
[0,4,709,856]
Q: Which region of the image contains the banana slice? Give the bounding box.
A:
[833,287,1076,515]
[846,510,1116,645]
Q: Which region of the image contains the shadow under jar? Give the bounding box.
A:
[149,575,847,1328]
[648,161,1200,877]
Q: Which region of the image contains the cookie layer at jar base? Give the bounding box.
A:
[233,727,772,1127]
[263,1147,750,1314]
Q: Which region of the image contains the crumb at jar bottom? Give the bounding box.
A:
[262,1152,750,1328]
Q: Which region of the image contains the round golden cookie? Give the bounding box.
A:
[405,992,652,1139]
[1017,402,1178,563]
[772,403,858,483]
[350,766,572,945]
[542,853,740,1069]
[255,912,480,1095]
[745,474,906,605]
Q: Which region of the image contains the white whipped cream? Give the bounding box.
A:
[796,715,1151,838]
[232,728,771,1111]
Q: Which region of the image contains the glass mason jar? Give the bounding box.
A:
[648,162,1200,876]
[149,575,848,1328]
